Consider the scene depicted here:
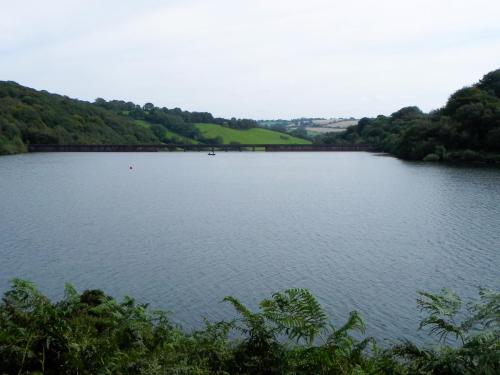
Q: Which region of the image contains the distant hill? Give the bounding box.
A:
[317,68,500,162]
[0,82,310,155]
[0,82,162,154]
[195,123,311,145]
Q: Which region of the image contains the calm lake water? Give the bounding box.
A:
[1,152,499,344]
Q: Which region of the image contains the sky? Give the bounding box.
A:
[1,0,499,119]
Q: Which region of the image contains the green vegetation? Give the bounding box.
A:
[0,82,161,155]
[1,280,498,374]
[317,68,500,162]
[195,123,311,145]
[0,82,308,155]
[3,68,499,158]
[134,120,199,144]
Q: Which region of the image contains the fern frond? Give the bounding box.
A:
[222,296,256,323]
[417,289,465,344]
[466,288,500,331]
[260,288,327,344]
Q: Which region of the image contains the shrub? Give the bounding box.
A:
[423,153,440,161]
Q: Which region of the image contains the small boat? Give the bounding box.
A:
[208,148,216,156]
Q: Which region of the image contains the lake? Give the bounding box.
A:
[0,152,499,344]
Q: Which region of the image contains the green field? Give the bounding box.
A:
[195,123,311,144]
[134,120,198,144]
[134,120,311,145]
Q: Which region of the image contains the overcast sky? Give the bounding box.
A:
[1,0,499,119]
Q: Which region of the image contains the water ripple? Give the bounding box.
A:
[0,152,499,345]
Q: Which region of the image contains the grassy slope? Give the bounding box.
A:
[134,120,199,144]
[195,123,311,144]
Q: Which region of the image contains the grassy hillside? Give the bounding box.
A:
[134,120,199,144]
[0,81,311,155]
[195,123,311,144]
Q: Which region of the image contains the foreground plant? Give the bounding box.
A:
[0,279,498,374]
[392,288,500,374]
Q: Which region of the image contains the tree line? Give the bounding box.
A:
[94,99,259,137]
[317,68,500,162]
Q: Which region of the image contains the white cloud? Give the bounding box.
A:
[1,0,499,118]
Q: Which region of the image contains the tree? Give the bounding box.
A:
[478,68,500,97]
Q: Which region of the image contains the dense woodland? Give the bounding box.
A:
[317,69,500,162]
[0,82,260,155]
[0,280,498,374]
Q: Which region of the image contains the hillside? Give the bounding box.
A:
[133,120,199,144]
[195,123,311,144]
[0,82,309,155]
[0,82,162,155]
[318,68,500,162]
